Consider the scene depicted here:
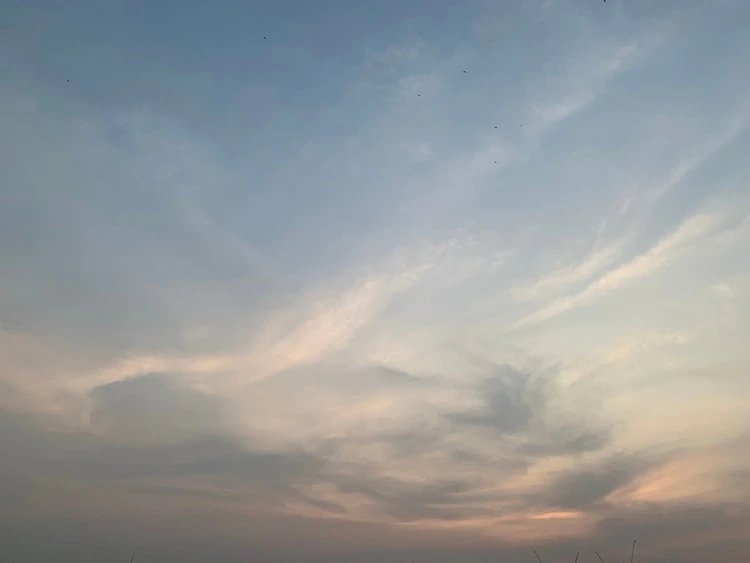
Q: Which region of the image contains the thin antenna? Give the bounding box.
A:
[574,552,580,563]
[533,550,544,563]
[594,550,606,563]
[630,540,636,563]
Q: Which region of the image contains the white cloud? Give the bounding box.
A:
[57,236,458,406]
[629,101,750,209]
[526,90,596,134]
[523,27,669,136]
[710,283,734,298]
[595,330,692,366]
[512,242,622,301]
[513,211,723,329]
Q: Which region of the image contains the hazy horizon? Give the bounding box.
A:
[1,1,750,562]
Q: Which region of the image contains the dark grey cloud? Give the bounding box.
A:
[348,423,449,459]
[294,494,349,515]
[3,497,750,563]
[0,412,321,491]
[270,360,623,522]
[0,375,328,511]
[517,426,613,458]
[0,468,32,510]
[541,456,654,510]
[332,473,478,521]
[589,504,750,563]
[75,436,323,488]
[1,372,749,562]
[442,362,614,461]
[89,373,226,444]
[446,364,535,433]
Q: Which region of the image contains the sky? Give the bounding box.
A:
[1,0,750,561]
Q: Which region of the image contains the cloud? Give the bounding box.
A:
[589,504,750,563]
[3,2,750,561]
[514,211,723,328]
[591,330,692,367]
[512,242,623,301]
[445,365,536,433]
[218,359,621,524]
[330,474,477,522]
[710,282,734,298]
[635,97,750,207]
[516,427,612,458]
[4,500,750,563]
[4,230,452,420]
[0,92,278,364]
[0,408,328,511]
[89,374,227,445]
[523,26,668,137]
[241,258,437,382]
[1,356,749,560]
[541,456,655,510]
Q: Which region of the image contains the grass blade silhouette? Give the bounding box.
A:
[533,550,544,563]
[594,550,606,563]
